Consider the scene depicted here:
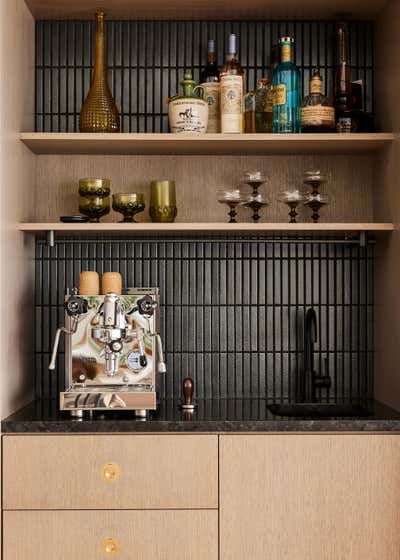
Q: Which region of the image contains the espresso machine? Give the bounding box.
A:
[49,287,165,417]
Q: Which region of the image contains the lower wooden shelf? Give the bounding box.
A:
[18,222,395,235]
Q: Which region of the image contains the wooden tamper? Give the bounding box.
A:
[180,377,196,411]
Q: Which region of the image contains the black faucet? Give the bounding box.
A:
[299,308,331,402]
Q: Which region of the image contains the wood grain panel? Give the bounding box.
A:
[4,509,218,560]
[374,0,400,409]
[17,222,394,233]
[21,133,394,155]
[0,0,36,419]
[220,434,400,560]
[3,434,218,510]
[34,154,375,223]
[23,0,386,20]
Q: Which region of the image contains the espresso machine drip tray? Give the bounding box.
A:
[61,386,156,411]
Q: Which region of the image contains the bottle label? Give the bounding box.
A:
[202,82,220,133]
[301,106,335,127]
[220,75,243,133]
[273,84,286,106]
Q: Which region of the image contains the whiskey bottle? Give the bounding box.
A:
[272,37,302,134]
[334,22,356,132]
[200,39,220,133]
[220,33,245,134]
[301,68,335,132]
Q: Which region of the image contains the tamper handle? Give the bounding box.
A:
[182,377,194,405]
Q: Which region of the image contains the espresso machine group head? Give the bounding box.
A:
[49,288,165,417]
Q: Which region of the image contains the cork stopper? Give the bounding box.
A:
[79,271,100,295]
[102,272,123,295]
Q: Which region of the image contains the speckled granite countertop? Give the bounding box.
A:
[2,399,400,433]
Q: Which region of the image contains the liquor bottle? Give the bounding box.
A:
[272,37,302,134]
[79,12,120,133]
[334,22,356,133]
[200,39,220,133]
[255,77,273,133]
[220,33,245,134]
[301,68,335,132]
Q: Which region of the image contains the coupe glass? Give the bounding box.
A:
[216,189,244,223]
[277,190,305,223]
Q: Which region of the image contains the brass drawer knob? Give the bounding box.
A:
[101,462,121,482]
[102,538,119,557]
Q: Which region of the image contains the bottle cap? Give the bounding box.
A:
[228,33,237,54]
[208,39,215,53]
[257,77,269,87]
[279,36,295,45]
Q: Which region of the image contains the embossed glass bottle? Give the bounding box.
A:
[79,12,120,133]
[272,37,301,133]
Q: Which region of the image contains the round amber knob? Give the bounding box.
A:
[101,462,121,482]
[102,538,119,557]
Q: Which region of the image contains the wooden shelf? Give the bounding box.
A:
[20,133,394,156]
[18,223,395,235]
[24,0,386,20]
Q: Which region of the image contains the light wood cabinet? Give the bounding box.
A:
[3,434,218,510]
[3,509,218,560]
[220,434,400,560]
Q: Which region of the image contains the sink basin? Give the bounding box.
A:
[267,403,371,418]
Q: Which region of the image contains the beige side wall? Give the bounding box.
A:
[0,0,36,419]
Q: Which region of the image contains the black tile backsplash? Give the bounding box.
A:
[35,236,374,402]
[35,19,374,132]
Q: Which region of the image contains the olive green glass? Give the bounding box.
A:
[78,177,111,198]
[79,196,110,222]
[112,193,145,223]
[149,180,177,223]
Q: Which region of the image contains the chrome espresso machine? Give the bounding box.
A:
[49,287,166,417]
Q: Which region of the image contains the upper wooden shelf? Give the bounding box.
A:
[20,133,394,157]
[18,223,394,235]
[24,0,387,20]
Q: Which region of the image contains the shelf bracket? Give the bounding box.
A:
[46,230,55,248]
[359,231,367,247]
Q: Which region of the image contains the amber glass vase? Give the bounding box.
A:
[79,12,120,133]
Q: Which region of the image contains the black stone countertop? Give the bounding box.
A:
[2,399,400,433]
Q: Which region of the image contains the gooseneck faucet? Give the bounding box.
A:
[300,308,331,402]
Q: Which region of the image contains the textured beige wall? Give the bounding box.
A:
[35,154,375,223]
[0,0,36,419]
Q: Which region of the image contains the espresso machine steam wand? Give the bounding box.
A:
[49,290,88,371]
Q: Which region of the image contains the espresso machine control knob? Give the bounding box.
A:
[181,377,196,411]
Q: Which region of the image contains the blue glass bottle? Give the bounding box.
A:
[272,37,302,133]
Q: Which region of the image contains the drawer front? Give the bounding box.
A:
[4,509,218,560]
[3,434,218,510]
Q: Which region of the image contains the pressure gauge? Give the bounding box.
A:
[127,350,144,372]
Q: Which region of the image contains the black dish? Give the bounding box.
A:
[60,216,89,223]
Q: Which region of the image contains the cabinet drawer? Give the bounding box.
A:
[4,509,218,560]
[3,434,218,510]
